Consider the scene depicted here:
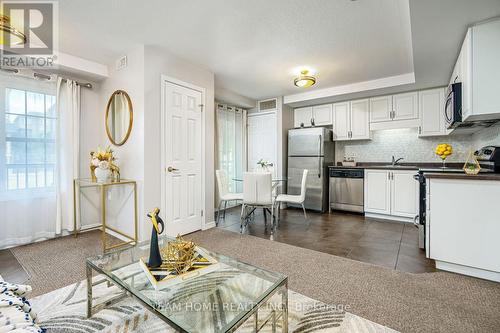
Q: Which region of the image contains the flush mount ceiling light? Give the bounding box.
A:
[294,70,316,88]
[0,14,27,47]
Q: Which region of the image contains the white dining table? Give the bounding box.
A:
[232,177,288,189]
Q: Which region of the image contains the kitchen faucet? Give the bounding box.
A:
[392,156,404,166]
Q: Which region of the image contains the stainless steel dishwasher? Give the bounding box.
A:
[329,168,364,213]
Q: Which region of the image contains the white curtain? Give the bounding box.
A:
[55,78,80,234]
[0,73,57,249]
[215,103,246,203]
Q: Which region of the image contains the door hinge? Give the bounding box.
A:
[198,104,204,112]
[201,210,204,216]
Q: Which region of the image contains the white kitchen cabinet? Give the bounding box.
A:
[450,19,500,122]
[369,96,392,123]
[312,104,333,126]
[364,170,391,215]
[294,107,312,128]
[392,92,418,121]
[390,170,418,218]
[332,102,350,140]
[427,177,500,282]
[460,29,472,121]
[419,88,446,137]
[369,93,420,131]
[365,169,418,221]
[333,99,370,141]
[350,99,370,140]
[294,104,332,128]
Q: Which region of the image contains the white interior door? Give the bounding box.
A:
[247,113,276,174]
[164,81,203,235]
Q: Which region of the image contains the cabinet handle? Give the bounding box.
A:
[418,126,422,134]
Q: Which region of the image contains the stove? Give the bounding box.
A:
[414,146,500,249]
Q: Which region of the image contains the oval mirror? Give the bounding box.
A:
[105,90,133,146]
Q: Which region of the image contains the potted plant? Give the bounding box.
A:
[90,146,117,182]
[256,159,274,173]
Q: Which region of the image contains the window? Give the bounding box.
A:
[4,88,56,191]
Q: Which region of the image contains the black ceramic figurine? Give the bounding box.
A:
[147,207,164,268]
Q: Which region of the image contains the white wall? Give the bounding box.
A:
[98,45,146,238]
[86,45,216,241]
[215,87,256,109]
[143,45,215,238]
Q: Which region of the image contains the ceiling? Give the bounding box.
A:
[57,0,500,104]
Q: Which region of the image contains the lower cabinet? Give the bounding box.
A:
[364,169,418,220]
[427,178,500,281]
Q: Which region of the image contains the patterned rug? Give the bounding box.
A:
[30,275,397,333]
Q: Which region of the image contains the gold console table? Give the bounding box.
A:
[73,178,138,252]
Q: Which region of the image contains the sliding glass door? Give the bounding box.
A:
[216,103,246,195]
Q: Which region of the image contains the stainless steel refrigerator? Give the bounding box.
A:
[287,128,334,212]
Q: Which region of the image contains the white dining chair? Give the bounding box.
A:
[216,170,243,226]
[275,169,308,222]
[240,172,275,233]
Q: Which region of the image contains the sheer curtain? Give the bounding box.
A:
[215,103,246,203]
[55,78,80,234]
[0,73,57,249]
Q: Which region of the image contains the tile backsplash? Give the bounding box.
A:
[335,124,500,163]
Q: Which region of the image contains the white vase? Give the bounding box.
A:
[94,167,111,183]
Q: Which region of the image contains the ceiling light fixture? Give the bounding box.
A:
[294,70,316,88]
[0,14,27,47]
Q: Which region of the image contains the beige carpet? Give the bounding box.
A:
[10,228,500,333]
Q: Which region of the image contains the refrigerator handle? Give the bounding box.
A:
[318,134,322,178]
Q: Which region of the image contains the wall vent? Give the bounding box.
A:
[258,98,277,112]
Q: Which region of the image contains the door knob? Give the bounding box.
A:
[167,166,179,172]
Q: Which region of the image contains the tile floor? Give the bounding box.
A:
[216,206,435,273]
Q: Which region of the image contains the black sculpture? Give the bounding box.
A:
[147,207,164,268]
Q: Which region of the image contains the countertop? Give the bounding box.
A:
[423,173,500,181]
[328,163,499,179]
[328,162,466,171]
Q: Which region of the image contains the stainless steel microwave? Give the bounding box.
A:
[444,82,462,129]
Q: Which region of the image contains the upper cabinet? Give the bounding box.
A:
[312,104,333,126]
[350,99,370,140]
[293,107,312,128]
[332,99,370,141]
[452,19,500,122]
[419,88,446,137]
[392,92,419,121]
[369,92,419,131]
[293,104,332,128]
[332,102,350,140]
[369,96,392,123]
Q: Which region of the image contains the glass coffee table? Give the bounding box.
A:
[86,237,288,332]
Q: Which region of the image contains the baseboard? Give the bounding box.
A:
[435,260,500,282]
[203,221,216,230]
[365,213,413,223]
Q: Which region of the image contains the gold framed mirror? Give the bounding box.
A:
[105,90,133,146]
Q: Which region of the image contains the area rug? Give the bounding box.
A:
[31,274,397,333]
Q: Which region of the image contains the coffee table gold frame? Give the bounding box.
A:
[73,178,138,251]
